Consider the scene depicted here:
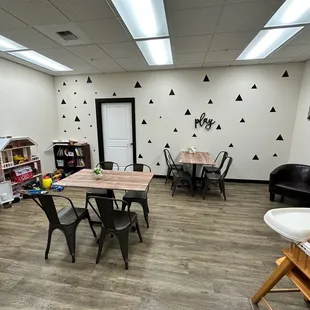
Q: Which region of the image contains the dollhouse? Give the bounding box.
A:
[0,136,42,203]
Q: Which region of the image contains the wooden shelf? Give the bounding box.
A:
[11,173,42,186]
[3,159,40,170]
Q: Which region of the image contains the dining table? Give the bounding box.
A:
[176,151,215,187]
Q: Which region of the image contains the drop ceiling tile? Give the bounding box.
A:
[171,35,212,53]
[203,62,232,67]
[287,27,310,46]
[168,6,222,37]
[165,0,225,11]
[262,58,294,64]
[226,0,283,3]
[209,31,257,51]
[87,59,124,73]
[175,63,202,68]
[268,44,310,59]
[50,0,114,21]
[231,59,262,66]
[36,48,94,70]
[204,50,241,63]
[115,56,149,71]
[0,8,27,31]
[1,27,60,49]
[293,52,310,62]
[0,0,69,26]
[174,52,205,64]
[216,1,282,33]
[76,18,130,44]
[150,64,175,70]
[99,41,141,58]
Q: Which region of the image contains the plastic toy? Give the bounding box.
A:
[42,175,53,189]
[50,185,64,192]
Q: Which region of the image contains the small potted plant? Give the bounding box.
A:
[93,167,103,180]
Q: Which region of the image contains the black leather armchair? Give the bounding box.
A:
[269,164,310,202]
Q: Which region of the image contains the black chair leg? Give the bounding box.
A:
[112,191,119,209]
[122,200,127,211]
[202,180,209,200]
[165,167,172,184]
[270,193,275,201]
[116,231,129,270]
[96,229,108,264]
[85,211,97,239]
[135,221,143,242]
[280,196,284,203]
[172,179,178,196]
[63,226,77,263]
[141,200,149,228]
[222,182,227,201]
[188,180,194,197]
[45,226,54,260]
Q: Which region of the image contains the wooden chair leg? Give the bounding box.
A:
[96,229,108,264]
[252,257,294,304]
[45,226,54,260]
[135,220,143,242]
[116,231,130,270]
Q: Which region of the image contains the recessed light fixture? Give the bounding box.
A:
[266,0,310,28]
[8,50,72,71]
[137,38,173,66]
[237,27,303,60]
[0,35,27,52]
[111,0,169,39]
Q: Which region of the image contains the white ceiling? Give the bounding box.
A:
[0,0,309,75]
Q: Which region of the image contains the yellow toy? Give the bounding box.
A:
[13,154,24,164]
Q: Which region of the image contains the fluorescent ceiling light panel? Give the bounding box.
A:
[237,27,303,60]
[137,38,173,66]
[266,0,310,27]
[8,50,72,71]
[111,0,169,39]
[0,35,26,51]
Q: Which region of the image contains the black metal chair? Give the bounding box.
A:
[201,151,228,179]
[202,156,233,201]
[170,159,194,197]
[31,194,96,263]
[87,195,142,270]
[86,161,119,209]
[122,164,151,228]
[163,149,183,184]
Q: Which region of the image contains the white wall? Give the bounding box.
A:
[54,63,304,180]
[0,58,57,173]
[290,60,310,165]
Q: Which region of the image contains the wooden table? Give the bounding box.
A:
[57,168,154,192]
[176,151,214,185]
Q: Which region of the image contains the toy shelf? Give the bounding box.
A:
[0,136,42,202]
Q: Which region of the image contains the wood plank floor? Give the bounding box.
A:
[0,179,309,310]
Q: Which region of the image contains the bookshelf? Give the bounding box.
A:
[53,143,91,173]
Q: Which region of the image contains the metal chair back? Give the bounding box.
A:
[124,163,151,172]
[97,161,119,170]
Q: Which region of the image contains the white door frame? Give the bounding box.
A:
[95,98,137,164]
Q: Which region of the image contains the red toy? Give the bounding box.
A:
[11,165,33,183]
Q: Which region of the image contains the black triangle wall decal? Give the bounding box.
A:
[156,162,160,166]
[282,70,289,77]
[270,107,276,112]
[58,90,60,92]
[90,125,93,127]
[251,84,257,89]
[165,143,170,148]
[74,106,77,109]
[159,116,162,118]
[169,89,175,96]
[87,76,92,83]
[208,99,213,104]
[240,118,245,123]
[229,143,234,147]
[216,125,221,130]
[192,134,197,137]
[88,114,91,116]
[173,128,178,132]
[78,127,81,130]
[203,74,210,82]
[63,82,66,86]
[83,100,87,104]
[64,130,67,133]
[75,80,77,82]
[75,116,80,122]
[236,95,243,101]
[74,92,77,95]
[141,119,147,125]
[113,92,116,96]
[134,81,141,88]
[138,154,143,158]
[61,99,66,105]
[62,115,66,118]
[253,155,259,160]
[273,153,278,157]
[276,135,284,141]
[149,99,153,104]
[148,140,152,143]
[185,109,191,115]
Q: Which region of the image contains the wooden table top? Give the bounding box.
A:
[177,151,214,165]
[57,169,154,191]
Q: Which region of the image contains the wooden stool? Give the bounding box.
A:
[252,243,310,309]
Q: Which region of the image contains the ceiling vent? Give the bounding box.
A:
[56,31,78,41]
